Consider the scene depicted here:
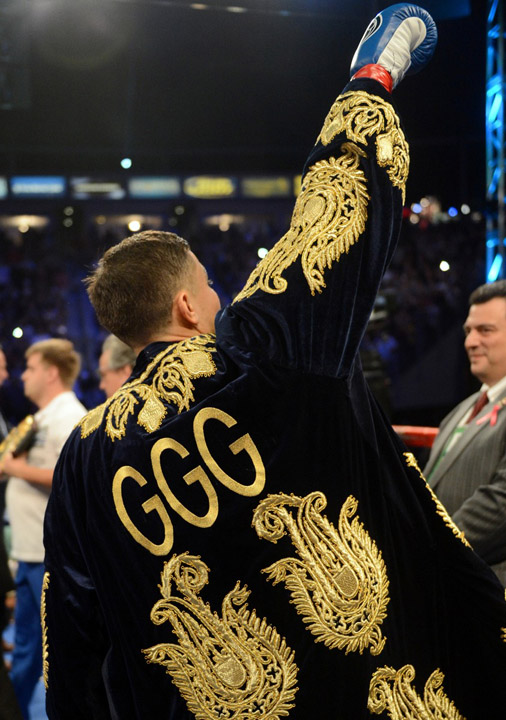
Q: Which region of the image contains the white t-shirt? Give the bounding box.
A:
[6,391,86,562]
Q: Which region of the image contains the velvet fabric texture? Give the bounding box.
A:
[44,79,506,719]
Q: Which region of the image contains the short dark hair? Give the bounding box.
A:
[26,339,81,388]
[84,231,191,348]
[469,280,506,306]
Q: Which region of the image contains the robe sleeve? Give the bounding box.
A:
[217,77,407,379]
[43,442,111,719]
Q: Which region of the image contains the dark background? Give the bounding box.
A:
[0,0,485,207]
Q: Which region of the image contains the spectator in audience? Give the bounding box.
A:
[424,279,506,585]
[0,339,86,719]
[98,334,137,398]
[0,537,22,720]
[0,346,23,720]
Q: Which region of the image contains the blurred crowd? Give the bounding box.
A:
[364,208,486,383]
[0,207,488,423]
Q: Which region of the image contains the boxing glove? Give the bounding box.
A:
[350,3,437,92]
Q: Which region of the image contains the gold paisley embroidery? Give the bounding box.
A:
[143,553,298,720]
[403,452,471,549]
[79,403,106,439]
[41,571,50,690]
[234,143,369,302]
[78,335,216,441]
[252,492,389,656]
[317,90,409,202]
[368,664,465,719]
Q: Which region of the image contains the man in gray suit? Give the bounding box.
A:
[424,279,506,584]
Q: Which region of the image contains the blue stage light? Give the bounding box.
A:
[488,254,503,282]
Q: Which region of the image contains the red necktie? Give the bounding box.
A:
[466,391,489,423]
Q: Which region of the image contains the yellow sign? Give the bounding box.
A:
[242,176,291,198]
[184,176,237,199]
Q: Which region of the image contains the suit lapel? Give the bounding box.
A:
[429,396,497,491]
[425,394,478,480]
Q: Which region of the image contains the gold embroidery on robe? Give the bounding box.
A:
[78,335,217,441]
[317,90,409,202]
[234,143,369,302]
[368,664,465,719]
[79,403,106,439]
[41,571,50,690]
[252,492,389,655]
[403,452,471,549]
[143,553,299,719]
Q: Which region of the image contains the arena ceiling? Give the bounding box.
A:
[0,0,484,206]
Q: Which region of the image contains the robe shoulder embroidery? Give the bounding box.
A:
[234,142,369,302]
[368,664,465,719]
[252,491,389,656]
[143,553,299,720]
[78,335,217,441]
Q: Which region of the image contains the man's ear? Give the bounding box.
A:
[173,288,198,328]
[46,364,60,385]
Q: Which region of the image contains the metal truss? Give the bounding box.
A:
[486,0,505,280]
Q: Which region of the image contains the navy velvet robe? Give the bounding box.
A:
[43,78,506,719]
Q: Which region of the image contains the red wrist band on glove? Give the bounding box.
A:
[351,64,393,93]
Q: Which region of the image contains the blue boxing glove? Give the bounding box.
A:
[350,4,437,92]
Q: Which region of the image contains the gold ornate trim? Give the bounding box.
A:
[252,492,389,656]
[143,554,298,719]
[41,571,50,690]
[317,90,409,202]
[368,664,465,719]
[234,143,369,302]
[403,453,471,549]
[0,414,36,461]
[79,335,217,441]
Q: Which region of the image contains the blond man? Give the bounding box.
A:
[2,339,86,719]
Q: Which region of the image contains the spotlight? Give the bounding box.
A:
[12,327,23,339]
[488,254,503,283]
[121,158,132,170]
[439,261,450,272]
[257,247,269,259]
[128,220,141,232]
